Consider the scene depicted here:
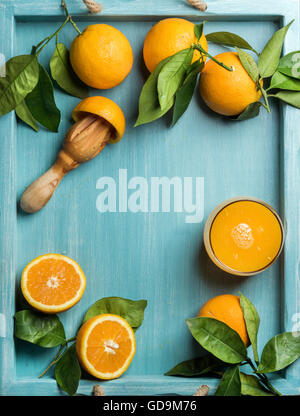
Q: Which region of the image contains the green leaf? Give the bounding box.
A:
[82,297,147,331]
[269,71,300,91]
[15,100,38,131]
[277,51,300,79]
[14,310,66,348]
[215,366,241,396]
[194,21,206,41]
[257,332,300,373]
[230,102,263,121]
[186,317,247,364]
[172,61,203,126]
[50,43,88,99]
[239,293,260,363]
[135,57,174,126]
[0,54,39,116]
[240,372,274,396]
[258,20,294,78]
[270,90,300,108]
[55,344,81,396]
[206,32,258,55]
[25,64,61,132]
[165,354,223,377]
[236,48,259,82]
[158,48,194,111]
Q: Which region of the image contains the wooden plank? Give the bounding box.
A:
[3,375,300,396]
[12,0,299,18]
[1,0,300,395]
[0,2,17,395]
[280,8,300,383]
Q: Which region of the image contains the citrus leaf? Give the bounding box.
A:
[236,47,259,82]
[165,354,223,377]
[269,71,300,91]
[258,20,293,78]
[257,332,300,373]
[206,32,258,55]
[239,293,260,363]
[50,43,88,99]
[172,61,203,126]
[230,102,263,121]
[14,310,66,348]
[277,51,300,79]
[240,372,274,396]
[158,48,194,111]
[186,317,247,364]
[25,64,61,132]
[270,90,300,108]
[82,297,147,331]
[215,366,241,396]
[0,54,39,116]
[55,344,81,396]
[194,21,206,41]
[135,57,173,126]
[15,100,38,131]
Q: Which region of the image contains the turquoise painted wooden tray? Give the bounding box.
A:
[1,0,300,396]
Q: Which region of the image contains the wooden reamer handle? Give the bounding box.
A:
[20,115,112,214]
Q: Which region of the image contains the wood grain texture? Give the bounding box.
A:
[0,1,17,395]
[0,0,300,396]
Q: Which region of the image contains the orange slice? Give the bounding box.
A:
[76,314,136,380]
[72,96,126,143]
[21,254,86,314]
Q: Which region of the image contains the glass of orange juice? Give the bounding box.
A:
[204,197,284,276]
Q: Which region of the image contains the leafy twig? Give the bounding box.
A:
[193,44,233,71]
[39,344,66,378]
[257,81,271,113]
[246,358,281,396]
[61,0,82,35]
[35,17,70,56]
[38,336,77,378]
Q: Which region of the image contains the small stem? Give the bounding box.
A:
[246,358,282,396]
[38,344,65,379]
[258,81,271,113]
[66,336,76,343]
[61,0,82,35]
[35,16,70,55]
[262,379,282,396]
[193,44,233,71]
[38,336,77,379]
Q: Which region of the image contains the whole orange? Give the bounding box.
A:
[143,18,207,73]
[70,24,133,89]
[198,294,250,346]
[199,52,262,116]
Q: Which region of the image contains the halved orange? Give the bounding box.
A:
[76,314,136,380]
[72,96,126,143]
[21,254,86,314]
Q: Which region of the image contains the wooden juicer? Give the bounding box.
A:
[20,96,125,214]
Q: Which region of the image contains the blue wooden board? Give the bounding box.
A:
[1,0,300,395]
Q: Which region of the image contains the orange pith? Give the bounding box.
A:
[21,254,86,313]
[198,294,250,347]
[143,18,208,73]
[76,314,136,380]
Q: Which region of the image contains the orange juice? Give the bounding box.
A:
[204,198,284,276]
